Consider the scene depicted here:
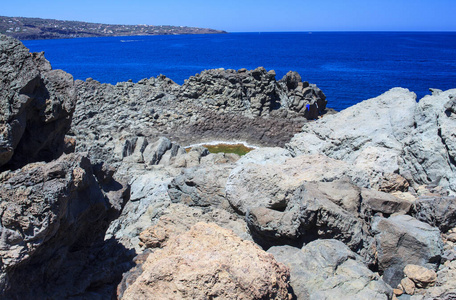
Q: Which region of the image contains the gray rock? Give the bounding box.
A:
[168,162,237,211]
[226,153,369,216]
[401,89,456,193]
[0,34,76,169]
[361,188,412,217]
[0,153,130,299]
[246,182,373,264]
[410,195,456,232]
[372,215,444,272]
[287,88,417,189]
[268,240,393,300]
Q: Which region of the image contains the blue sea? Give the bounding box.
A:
[23,32,456,111]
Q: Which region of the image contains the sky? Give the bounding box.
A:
[2,0,456,32]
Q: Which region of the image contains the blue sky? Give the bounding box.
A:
[2,0,456,32]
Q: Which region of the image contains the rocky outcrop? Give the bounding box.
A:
[0,153,130,299]
[0,34,76,169]
[410,195,456,232]
[121,223,292,300]
[71,67,328,165]
[287,88,456,193]
[268,240,393,299]
[3,34,456,299]
[372,215,443,273]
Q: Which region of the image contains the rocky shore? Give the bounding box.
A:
[1,33,456,299]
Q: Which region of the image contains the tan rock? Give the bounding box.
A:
[401,277,416,295]
[393,288,403,296]
[404,264,437,288]
[138,203,251,249]
[447,232,456,242]
[124,223,291,300]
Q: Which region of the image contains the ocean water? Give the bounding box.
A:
[23,32,456,111]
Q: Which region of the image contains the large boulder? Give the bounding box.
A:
[226,151,369,216]
[410,195,456,232]
[401,90,456,193]
[268,240,392,299]
[287,88,417,189]
[0,153,130,298]
[0,34,76,169]
[372,215,444,273]
[287,88,456,194]
[245,182,373,262]
[121,223,292,300]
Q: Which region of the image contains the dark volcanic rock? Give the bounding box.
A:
[0,153,131,299]
[268,240,392,299]
[71,67,328,165]
[410,195,456,232]
[0,34,76,170]
[372,215,443,273]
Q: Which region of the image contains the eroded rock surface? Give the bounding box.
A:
[268,240,392,300]
[0,34,76,169]
[122,223,292,300]
[0,153,130,299]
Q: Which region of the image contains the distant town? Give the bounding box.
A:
[0,16,227,40]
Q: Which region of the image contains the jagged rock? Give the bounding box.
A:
[287,88,418,190]
[105,165,177,251]
[410,195,456,232]
[401,89,456,193]
[0,153,130,298]
[0,34,76,169]
[268,240,393,300]
[167,161,237,210]
[279,71,327,119]
[372,215,444,273]
[122,223,292,300]
[72,66,327,156]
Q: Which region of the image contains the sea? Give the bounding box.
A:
[22,32,456,111]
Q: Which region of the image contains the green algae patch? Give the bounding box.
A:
[186,143,255,156]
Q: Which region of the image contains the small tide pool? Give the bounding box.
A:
[185,142,256,156]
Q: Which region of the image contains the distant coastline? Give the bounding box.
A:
[0,16,227,40]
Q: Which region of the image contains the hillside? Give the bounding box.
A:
[0,16,226,40]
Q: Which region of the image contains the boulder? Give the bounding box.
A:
[122,223,292,300]
[413,260,456,300]
[361,188,412,217]
[246,182,373,263]
[403,264,437,288]
[138,203,252,250]
[268,240,392,299]
[0,153,131,298]
[287,88,417,189]
[401,89,456,193]
[226,153,369,215]
[372,215,444,272]
[410,196,456,232]
[105,166,176,251]
[167,162,237,210]
[0,34,76,169]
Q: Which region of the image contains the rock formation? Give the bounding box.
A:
[0,34,75,170]
[121,223,291,300]
[1,34,456,299]
[0,34,131,299]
